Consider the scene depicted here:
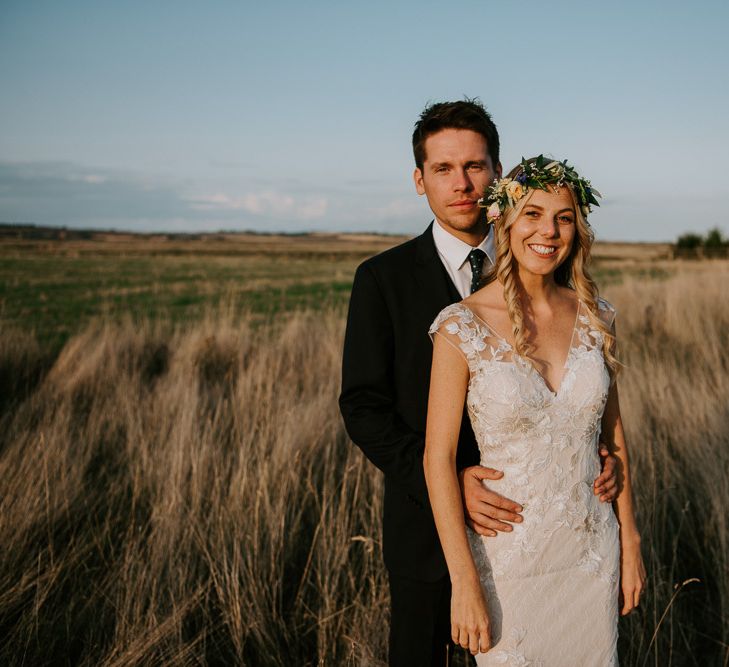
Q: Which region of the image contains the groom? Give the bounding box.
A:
[339,99,618,666]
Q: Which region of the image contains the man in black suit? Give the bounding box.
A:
[339,100,617,666]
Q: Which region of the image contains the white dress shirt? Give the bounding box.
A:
[432,219,495,299]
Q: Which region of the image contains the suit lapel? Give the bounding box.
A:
[415,222,462,309]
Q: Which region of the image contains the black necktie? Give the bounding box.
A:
[468,249,486,294]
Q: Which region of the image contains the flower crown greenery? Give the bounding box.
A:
[478,155,601,223]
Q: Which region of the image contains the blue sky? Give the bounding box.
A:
[1,0,727,241]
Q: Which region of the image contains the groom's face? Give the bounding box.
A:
[413,128,501,241]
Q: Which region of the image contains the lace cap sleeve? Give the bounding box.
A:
[428,303,487,371]
[597,297,617,331]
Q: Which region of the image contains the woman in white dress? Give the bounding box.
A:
[423,157,646,665]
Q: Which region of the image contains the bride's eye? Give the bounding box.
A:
[558,215,574,224]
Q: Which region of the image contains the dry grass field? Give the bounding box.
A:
[1,230,728,665]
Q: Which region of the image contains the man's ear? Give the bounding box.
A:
[495,161,503,180]
[413,167,426,195]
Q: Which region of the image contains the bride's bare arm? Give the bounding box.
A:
[424,333,491,655]
[601,381,647,615]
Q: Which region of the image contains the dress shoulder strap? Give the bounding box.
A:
[428,303,495,370]
[596,297,617,330]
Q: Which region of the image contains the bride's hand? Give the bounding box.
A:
[451,579,491,655]
[619,533,646,615]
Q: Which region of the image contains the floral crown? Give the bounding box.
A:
[478,155,601,223]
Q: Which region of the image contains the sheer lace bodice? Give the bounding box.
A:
[429,298,620,666]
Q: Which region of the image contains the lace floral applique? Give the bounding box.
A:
[486,627,542,666]
[429,303,503,372]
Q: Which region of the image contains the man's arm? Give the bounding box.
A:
[339,262,430,504]
[459,448,619,537]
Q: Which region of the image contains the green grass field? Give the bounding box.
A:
[0,233,383,348]
[0,230,678,351]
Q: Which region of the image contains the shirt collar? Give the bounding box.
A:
[432,219,494,270]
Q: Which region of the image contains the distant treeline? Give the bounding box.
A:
[675,227,728,258]
[0,223,313,242]
[0,223,97,240]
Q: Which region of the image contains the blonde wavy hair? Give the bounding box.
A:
[481,159,620,377]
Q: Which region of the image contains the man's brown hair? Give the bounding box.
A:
[412,98,500,171]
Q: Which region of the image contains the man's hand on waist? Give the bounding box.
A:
[458,465,523,537]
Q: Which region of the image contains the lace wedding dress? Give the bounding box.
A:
[430,299,620,666]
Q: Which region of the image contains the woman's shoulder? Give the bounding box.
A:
[428,302,474,335]
[594,296,617,328]
[596,296,615,312]
[554,285,613,319]
[555,285,580,307]
[462,282,506,314]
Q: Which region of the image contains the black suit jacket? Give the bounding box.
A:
[339,223,479,581]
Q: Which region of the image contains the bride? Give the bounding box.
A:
[423,156,646,664]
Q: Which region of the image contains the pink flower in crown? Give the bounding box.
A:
[487,201,501,221]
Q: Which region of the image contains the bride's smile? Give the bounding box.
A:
[508,187,577,280]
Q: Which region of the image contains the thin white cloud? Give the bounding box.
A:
[368,197,425,221]
[71,173,107,184]
[296,197,328,220]
[188,189,328,220]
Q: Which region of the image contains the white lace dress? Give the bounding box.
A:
[430,300,620,666]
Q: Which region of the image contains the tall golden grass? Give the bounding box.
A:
[1,266,728,666]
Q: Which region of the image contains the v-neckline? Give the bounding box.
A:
[460,300,583,397]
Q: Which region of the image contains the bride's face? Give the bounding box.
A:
[508,187,576,278]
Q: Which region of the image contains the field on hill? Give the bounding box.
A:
[1,231,728,666]
[0,230,675,348]
[0,231,407,348]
